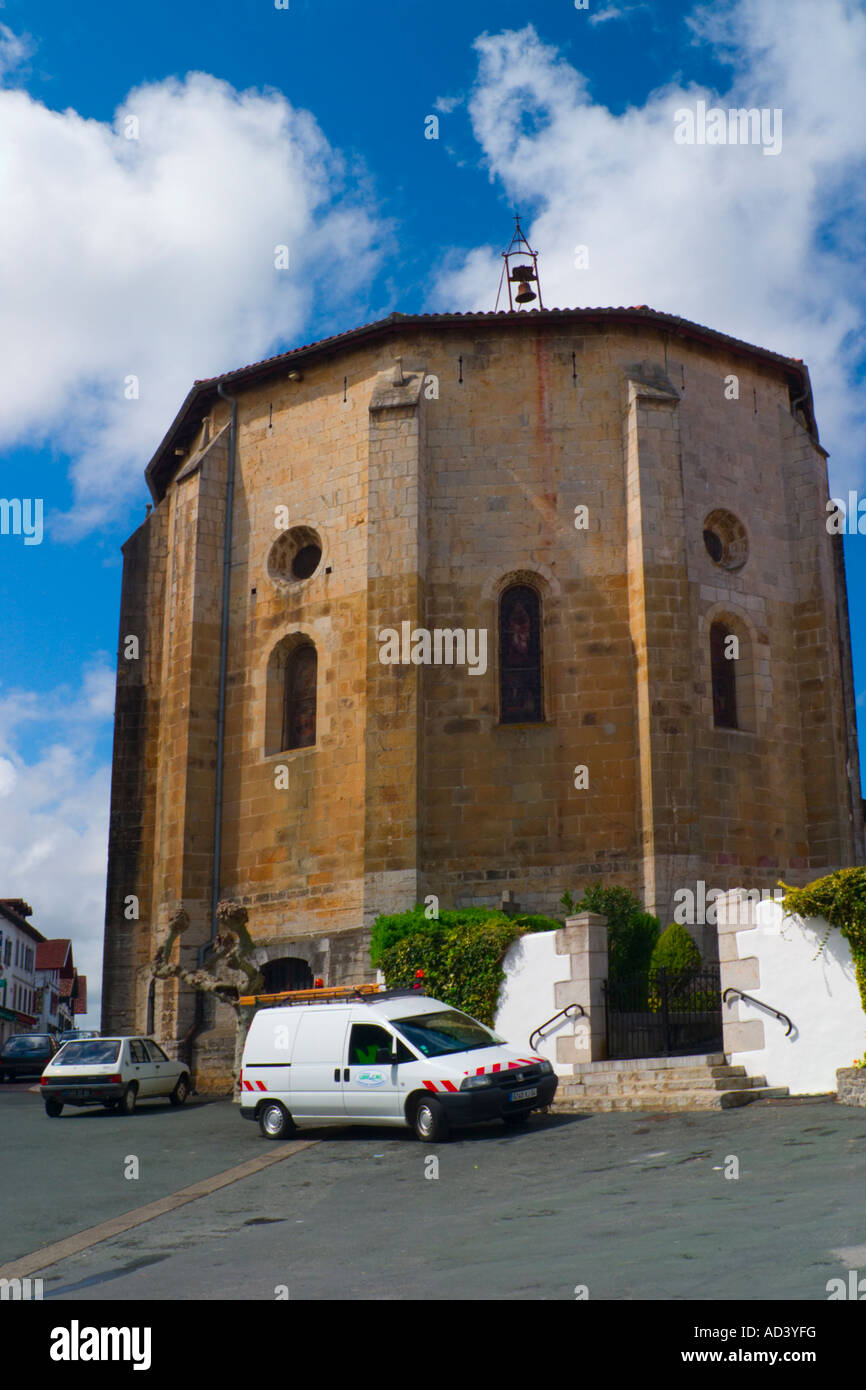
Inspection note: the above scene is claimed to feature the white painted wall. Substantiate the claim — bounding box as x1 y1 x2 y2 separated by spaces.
495 931 581 1073
729 899 865 1094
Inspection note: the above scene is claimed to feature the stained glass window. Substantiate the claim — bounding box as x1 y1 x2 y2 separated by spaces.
710 621 738 729
282 643 317 749
500 584 543 723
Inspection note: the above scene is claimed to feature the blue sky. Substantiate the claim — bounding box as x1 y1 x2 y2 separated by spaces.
0 0 864 1024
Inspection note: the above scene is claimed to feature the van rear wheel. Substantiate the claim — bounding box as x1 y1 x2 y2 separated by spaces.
412 1095 449 1143
259 1101 294 1140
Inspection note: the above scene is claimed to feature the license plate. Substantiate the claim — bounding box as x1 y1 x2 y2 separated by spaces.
510 1087 537 1103
69 1089 92 1099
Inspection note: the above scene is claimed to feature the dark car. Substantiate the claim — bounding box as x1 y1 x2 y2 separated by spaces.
0 1033 59 1082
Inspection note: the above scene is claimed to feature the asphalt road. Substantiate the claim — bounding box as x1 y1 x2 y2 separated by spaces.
2 1082 864 1300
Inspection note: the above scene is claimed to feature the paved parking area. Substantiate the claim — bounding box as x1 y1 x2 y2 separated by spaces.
2 1083 864 1300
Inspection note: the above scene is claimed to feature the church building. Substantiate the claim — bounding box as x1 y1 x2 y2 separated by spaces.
100 261 864 1086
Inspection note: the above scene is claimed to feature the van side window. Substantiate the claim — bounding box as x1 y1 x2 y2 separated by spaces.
348 1024 399 1066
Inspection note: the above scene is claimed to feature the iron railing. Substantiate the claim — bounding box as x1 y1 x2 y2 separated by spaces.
722 987 794 1036
529 1002 586 1052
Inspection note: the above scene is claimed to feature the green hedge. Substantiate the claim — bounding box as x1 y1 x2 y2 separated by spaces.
371 905 562 1026
560 884 660 981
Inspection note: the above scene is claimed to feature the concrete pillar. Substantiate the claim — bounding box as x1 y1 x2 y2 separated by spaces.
716 889 764 1054
554 911 608 1064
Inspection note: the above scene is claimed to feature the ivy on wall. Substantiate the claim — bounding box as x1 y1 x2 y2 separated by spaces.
779 867 866 1015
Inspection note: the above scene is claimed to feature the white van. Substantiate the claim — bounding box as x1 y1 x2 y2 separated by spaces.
239 992 558 1141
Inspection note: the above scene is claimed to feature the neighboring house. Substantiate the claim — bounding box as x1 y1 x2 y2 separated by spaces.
0 899 44 1046
34 939 79 1037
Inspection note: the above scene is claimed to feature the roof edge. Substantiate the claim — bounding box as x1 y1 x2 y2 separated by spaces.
144 306 818 503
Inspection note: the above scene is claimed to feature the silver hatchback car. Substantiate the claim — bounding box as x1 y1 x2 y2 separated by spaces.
40 1036 190 1116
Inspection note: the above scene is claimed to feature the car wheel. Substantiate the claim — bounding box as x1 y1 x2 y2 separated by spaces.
502 1112 530 1127
119 1084 137 1115
412 1095 449 1143
44 1098 64 1117
258 1101 294 1140
169 1074 190 1106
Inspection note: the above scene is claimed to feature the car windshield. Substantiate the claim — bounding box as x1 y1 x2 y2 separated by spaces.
392 1010 503 1057
3 1036 50 1054
53 1041 121 1066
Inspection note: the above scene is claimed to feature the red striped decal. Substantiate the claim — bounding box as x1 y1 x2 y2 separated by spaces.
492 1063 501 1073
422 1080 438 1092
476 1067 486 1076
256 1080 267 1091
517 1058 535 1065
507 1062 522 1069
441 1080 458 1093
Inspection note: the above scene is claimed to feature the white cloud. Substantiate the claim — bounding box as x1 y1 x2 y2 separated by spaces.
0 21 31 80
588 3 651 25
434 94 463 114
0 61 388 533
0 667 113 1025
433 2 866 493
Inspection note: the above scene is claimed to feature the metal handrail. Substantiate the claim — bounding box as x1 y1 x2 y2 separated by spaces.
722 987 794 1037
530 1002 586 1051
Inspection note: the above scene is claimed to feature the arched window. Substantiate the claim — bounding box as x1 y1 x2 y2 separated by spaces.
710 621 738 729
282 643 317 750
499 584 543 723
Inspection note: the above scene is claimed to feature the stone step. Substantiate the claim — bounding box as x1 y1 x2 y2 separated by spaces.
569 1066 750 1088
557 1075 769 1097
566 1053 726 1073
551 1084 789 1114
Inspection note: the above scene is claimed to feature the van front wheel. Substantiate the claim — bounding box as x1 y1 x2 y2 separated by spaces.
412 1095 449 1143
259 1101 294 1140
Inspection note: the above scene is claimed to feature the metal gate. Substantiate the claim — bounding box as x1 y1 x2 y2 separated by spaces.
603 966 723 1060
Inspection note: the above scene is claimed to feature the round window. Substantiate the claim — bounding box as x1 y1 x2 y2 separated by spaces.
702 510 748 571
267 527 323 586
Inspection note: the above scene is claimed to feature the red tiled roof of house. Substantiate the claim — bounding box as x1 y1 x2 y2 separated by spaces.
36 939 72 971
0 899 46 943
73 976 87 1014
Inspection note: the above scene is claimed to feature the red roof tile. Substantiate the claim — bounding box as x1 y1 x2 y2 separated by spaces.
73 976 88 1014
35 939 72 971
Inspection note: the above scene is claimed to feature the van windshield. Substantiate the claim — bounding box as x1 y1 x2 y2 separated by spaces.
392 1010 502 1057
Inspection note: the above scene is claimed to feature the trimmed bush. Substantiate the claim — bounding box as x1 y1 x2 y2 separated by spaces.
648 923 702 1012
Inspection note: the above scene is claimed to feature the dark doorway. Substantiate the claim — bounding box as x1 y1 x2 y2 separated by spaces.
262 957 314 994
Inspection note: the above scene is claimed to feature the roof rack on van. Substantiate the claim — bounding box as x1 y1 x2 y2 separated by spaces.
238 983 382 1008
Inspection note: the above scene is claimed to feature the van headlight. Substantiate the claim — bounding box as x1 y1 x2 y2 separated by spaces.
537 1060 553 1075
460 1074 496 1091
